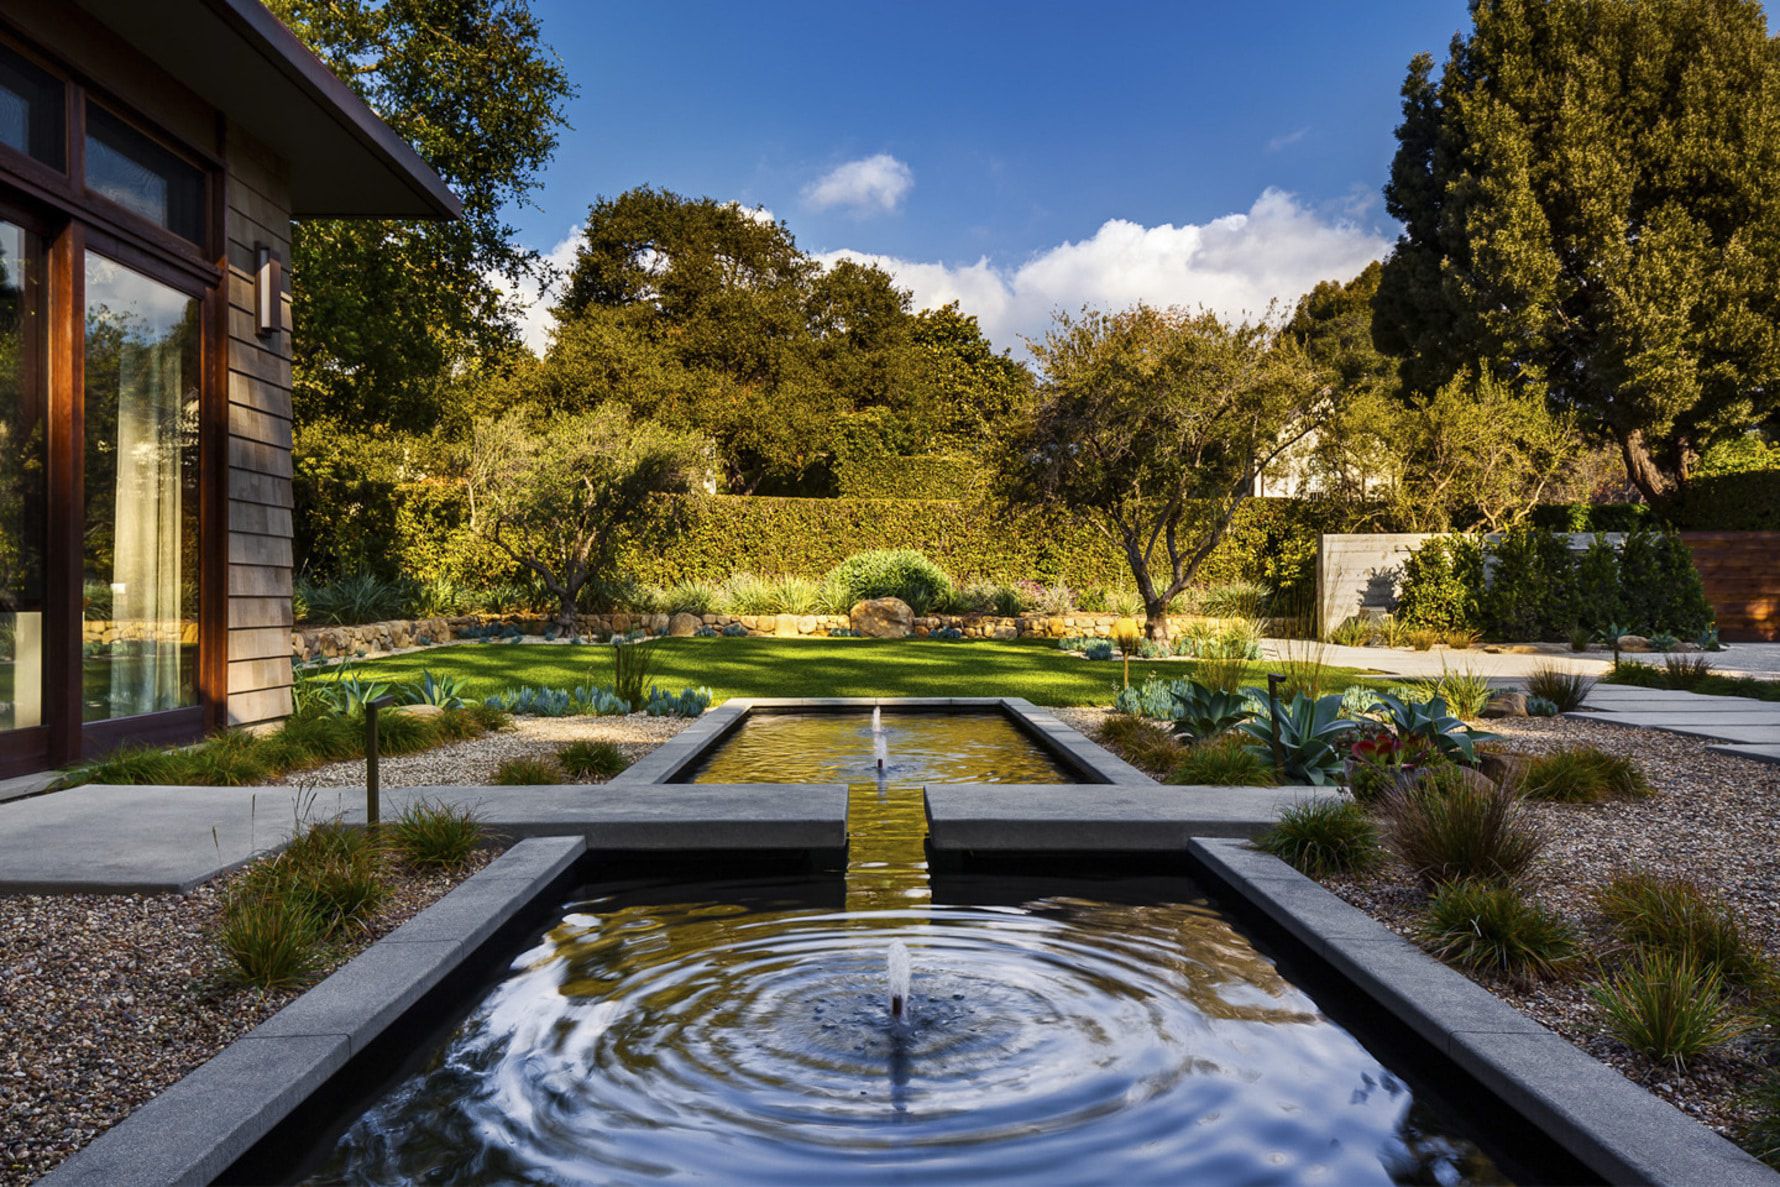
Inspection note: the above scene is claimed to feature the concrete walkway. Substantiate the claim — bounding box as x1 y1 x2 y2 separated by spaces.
0 782 848 894
1570 682 1780 766
1297 640 1780 684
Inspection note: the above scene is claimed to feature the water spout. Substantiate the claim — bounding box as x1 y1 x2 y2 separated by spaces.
874 731 888 770
887 940 911 1020
872 706 882 734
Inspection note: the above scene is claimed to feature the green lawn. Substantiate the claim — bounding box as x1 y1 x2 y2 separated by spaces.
320 637 1375 708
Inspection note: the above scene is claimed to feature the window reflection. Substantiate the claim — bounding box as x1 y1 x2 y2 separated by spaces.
82 254 200 721
85 106 203 244
0 44 64 170
0 219 46 731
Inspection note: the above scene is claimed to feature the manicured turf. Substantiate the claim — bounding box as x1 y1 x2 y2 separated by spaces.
319 637 1374 708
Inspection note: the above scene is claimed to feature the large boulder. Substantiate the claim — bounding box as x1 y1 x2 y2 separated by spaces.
850 597 914 639
1481 691 1528 719
668 611 702 637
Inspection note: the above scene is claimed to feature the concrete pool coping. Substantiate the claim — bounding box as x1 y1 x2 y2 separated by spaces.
40 836 588 1187
614 696 1154 786
925 784 1337 847
1187 837 1780 1187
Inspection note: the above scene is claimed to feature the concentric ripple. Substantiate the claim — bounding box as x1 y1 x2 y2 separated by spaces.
315 883 1507 1186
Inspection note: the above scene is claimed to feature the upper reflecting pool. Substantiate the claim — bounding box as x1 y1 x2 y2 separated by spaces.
678 711 1073 785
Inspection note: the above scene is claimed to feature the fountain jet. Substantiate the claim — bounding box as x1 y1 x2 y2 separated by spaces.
887 939 911 1020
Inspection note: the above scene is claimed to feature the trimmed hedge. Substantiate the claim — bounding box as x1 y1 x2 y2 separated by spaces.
834 454 984 499
1531 471 1780 533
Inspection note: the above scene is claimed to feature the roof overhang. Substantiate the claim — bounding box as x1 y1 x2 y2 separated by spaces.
71 0 461 220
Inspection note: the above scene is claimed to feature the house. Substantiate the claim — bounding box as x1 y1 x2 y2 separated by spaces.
0 0 459 776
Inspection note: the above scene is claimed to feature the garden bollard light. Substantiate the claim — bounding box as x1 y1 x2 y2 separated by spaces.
1266 672 1287 777
365 694 396 830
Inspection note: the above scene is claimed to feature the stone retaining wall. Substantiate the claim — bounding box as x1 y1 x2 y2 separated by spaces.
291 609 1192 662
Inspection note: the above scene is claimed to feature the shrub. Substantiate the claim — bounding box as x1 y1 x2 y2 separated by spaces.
1482 525 1578 641
1526 665 1594 712
297 571 409 625
217 883 320 991
1171 735 1277 786
388 799 486 870
1382 768 1545 887
611 641 657 706
825 549 952 614
492 756 561 785
1416 880 1578 983
559 740 630 779
1256 799 1380 877
1591 950 1744 1069
1199 580 1270 618
1617 528 1714 640
1396 534 1484 632
1519 747 1651 803
1595 873 1765 987
1097 714 1188 777
1574 534 1623 636
660 579 722 615
374 709 445 756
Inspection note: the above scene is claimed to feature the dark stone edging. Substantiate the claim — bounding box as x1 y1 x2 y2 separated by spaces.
613 696 1151 787
39 836 587 1187
925 784 1336 849
1187 837 1780 1187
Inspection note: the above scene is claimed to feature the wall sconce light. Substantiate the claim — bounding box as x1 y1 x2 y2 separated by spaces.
255 244 282 338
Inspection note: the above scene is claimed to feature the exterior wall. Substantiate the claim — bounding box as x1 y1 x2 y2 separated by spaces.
222 126 295 726
1316 533 1439 635
1680 532 1780 642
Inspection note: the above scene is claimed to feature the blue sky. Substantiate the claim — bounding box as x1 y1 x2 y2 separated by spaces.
507 1 1483 351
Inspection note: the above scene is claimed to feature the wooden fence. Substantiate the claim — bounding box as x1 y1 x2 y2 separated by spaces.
1681 532 1780 642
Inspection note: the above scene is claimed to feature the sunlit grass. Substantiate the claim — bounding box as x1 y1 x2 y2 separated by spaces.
320 638 1375 709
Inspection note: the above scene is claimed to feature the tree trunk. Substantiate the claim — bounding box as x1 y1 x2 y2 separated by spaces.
1615 425 1672 505
1144 603 1170 642
557 589 579 633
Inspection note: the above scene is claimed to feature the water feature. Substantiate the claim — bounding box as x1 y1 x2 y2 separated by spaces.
306 712 1514 1185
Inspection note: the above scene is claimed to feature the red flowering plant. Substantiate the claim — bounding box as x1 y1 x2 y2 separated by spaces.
1342 726 1442 803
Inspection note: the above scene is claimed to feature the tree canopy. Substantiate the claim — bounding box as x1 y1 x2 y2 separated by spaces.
1373 0 1780 500
997 306 1327 638
269 0 574 434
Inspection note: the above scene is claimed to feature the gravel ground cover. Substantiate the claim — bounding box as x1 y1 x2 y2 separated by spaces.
278 713 693 788
1321 715 1780 1145
0 850 496 1185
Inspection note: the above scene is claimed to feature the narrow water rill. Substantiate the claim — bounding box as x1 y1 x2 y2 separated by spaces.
310 712 1512 1185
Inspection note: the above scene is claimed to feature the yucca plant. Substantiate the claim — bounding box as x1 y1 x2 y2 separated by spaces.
1256 799 1380 876
1417 880 1579 983
1382 767 1545 887
1526 664 1595 712
1237 692 1356 785
1167 681 1254 742
1592 950 1745 1069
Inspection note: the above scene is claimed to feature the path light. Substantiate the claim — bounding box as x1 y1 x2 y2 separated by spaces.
365 694 396 830
1265 673 1287 777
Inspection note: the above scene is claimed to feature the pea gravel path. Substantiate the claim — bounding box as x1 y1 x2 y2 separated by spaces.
0 851 495 1186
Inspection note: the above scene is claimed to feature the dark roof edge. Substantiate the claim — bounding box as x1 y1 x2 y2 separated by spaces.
202 0 463 220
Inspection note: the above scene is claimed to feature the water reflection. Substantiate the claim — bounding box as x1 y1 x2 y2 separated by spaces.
682 711 1072 785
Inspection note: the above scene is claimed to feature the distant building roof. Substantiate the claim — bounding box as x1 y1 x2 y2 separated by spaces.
73 0 461 220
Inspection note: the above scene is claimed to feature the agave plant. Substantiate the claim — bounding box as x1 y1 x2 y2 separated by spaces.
401 669 466 709
1369 692 1493 766
323 669 392 715
1238 692 1357 785
1168 681 1254 742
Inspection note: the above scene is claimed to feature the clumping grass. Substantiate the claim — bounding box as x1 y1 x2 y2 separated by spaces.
1591 950 1746 1069
250 822 388 939
217 884 321 991
1745 1073 1780 1169
1405 627 1442 651
1256 799 1380 877
1433 666 1493 719
388 799 486 870
559 739 630 779
1278 638 1332 700
1382 766 1546 887
1607 659 1780 703
182 729 275 785
1442 628 1480 650
1525 664 1595 712
1097 714 1189 777
1661 653 1715 691
1520 746 1652 803
1594 873 1766 987
1171 735 1277 786
1416 880 1579 983
1327 616 1374 647
492 756 562 785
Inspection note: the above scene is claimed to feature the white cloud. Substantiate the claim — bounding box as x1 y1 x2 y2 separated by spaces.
815 188 1389 353
1266 126 1310 153
494 223 583 355
803 153 914 216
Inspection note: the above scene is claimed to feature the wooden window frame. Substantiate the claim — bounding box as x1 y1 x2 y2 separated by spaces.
0 25 230 775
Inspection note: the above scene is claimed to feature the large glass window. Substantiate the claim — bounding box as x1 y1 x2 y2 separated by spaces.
82 254 200 721
85 106 204 244
0 45 63 170
0 219 46 732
